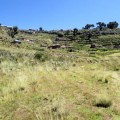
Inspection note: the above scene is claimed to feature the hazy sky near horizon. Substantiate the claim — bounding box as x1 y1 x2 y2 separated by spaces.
0 0 120 30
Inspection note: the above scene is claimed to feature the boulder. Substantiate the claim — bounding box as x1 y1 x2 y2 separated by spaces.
48 44 61 49
90 44 96 48
11 40 21 44
114 44 120 49
55 37 70 41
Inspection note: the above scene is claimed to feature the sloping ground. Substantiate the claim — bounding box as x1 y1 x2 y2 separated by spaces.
1 26 120 119
0 27 12 41
15 32 55 46
1 48 120 120
0 46 36 54
0 26 57 51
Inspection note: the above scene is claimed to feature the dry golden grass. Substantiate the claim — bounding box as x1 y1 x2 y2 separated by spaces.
1 49 120 120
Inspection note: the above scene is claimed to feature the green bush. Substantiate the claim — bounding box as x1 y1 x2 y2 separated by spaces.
34 51 50 62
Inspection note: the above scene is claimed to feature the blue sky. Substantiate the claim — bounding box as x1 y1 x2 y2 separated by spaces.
0 0 120 30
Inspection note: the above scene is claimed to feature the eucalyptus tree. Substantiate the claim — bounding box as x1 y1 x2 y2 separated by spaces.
73 28 78 37
84 24 94 29
96 22 106 30
107 21 119 29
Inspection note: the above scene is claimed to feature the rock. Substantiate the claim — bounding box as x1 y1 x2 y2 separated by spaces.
48 44 61 49
114 44 120 49
11 40 21 44
90 44 96 48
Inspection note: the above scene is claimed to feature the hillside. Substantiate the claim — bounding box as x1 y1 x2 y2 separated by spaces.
1 25 120 120
1 25 120 51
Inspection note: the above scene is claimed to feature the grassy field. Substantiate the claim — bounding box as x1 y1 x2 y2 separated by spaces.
1 43 120 120
1 26 120 120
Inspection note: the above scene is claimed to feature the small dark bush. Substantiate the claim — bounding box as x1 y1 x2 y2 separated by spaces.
94 98 112 108
34 51 49 62
67 48 75 52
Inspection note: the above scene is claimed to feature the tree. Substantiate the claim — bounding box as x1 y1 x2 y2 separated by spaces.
96 22 106 30
8 26 19 38
13 26 18 35
73 28 78 37
107 21 119 29
39 27 43 32
84 24 94 29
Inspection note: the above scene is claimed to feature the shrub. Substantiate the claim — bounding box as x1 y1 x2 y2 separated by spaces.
67 48 75 52
34 51 50 62
57 32 64 37
8 26 19 38
94 97 112 108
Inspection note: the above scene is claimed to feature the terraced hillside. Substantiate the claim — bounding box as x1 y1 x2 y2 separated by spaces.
1 26 120 120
